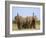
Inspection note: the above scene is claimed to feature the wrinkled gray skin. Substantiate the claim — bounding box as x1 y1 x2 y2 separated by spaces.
15 16 36 30
15 16 27 29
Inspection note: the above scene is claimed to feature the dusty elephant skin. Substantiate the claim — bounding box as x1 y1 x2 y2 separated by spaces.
15 15 36 30
30 17 36 29
15 16 26 29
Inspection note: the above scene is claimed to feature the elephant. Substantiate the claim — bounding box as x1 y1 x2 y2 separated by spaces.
15 16 36 30
25 16 36 29
15 16 27 30
30 16 36 29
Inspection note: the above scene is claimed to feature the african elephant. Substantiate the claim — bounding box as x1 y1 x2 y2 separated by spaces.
15 16 27 29
25 16 36 29
15 16 36 30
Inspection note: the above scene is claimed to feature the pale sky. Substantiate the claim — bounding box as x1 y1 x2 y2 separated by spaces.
12 7 40 20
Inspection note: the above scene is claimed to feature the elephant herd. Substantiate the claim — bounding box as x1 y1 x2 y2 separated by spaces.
15 16 36 30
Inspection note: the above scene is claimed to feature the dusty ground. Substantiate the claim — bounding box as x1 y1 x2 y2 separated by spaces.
12 23 40 31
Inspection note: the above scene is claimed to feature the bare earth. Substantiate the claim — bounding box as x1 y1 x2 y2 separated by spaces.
12 23 40 31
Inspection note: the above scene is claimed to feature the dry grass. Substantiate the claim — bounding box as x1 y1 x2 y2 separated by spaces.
12 22 40 31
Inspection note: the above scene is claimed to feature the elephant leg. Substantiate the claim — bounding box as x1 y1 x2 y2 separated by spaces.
17 24 21 30
30 24 32 29
22 23 26 29
32 24 35 29
19 23 23 29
